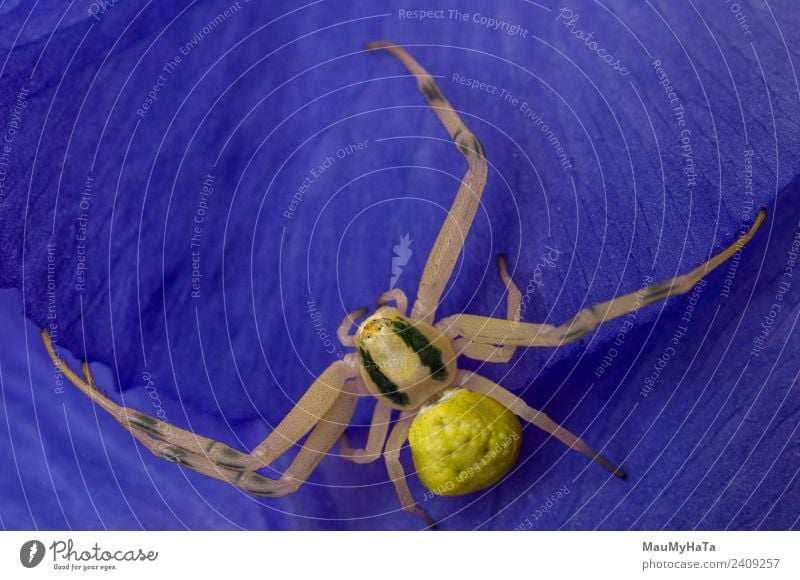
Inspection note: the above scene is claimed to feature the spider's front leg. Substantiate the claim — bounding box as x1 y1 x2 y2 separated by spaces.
376 288 409 315
368 41 488 325
337 307 368 347
440 210 766 351
43 330 358 497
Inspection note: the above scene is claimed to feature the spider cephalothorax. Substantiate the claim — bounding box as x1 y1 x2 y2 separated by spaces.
42 40 765 528
354 307 457 410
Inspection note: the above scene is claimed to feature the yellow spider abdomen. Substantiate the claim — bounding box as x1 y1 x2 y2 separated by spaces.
408 388 522 496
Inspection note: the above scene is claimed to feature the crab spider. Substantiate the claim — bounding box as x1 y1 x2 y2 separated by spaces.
42 40 765 529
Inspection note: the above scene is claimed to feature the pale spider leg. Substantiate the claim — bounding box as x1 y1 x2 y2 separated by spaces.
80 360 166 454
447 255 522 363
236 355 359 467
459 371 625 478
376 288 409 315
80 360 97 387
45 330 359 496
140 388 355 497
439 210 766 348
43 329 354 475
337 307 368 347
339 400 393 464
277 382 358 494
498 254 523 321
367 41 489 325
383 411 436 528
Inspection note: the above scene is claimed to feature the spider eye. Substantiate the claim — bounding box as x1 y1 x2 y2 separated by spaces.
408 389 522 496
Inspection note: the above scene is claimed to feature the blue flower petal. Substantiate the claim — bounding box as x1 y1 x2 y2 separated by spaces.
1 1 798 529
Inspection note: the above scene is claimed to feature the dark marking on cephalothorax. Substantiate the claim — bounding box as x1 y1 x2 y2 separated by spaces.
421 79 445 103
359 347 410 406
390 319 448 382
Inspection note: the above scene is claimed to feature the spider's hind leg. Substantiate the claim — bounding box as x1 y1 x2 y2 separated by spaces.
459 371 625 478
44 330 260 471
42 329 358 496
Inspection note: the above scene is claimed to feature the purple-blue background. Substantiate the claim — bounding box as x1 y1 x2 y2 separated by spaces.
0 0 798 530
